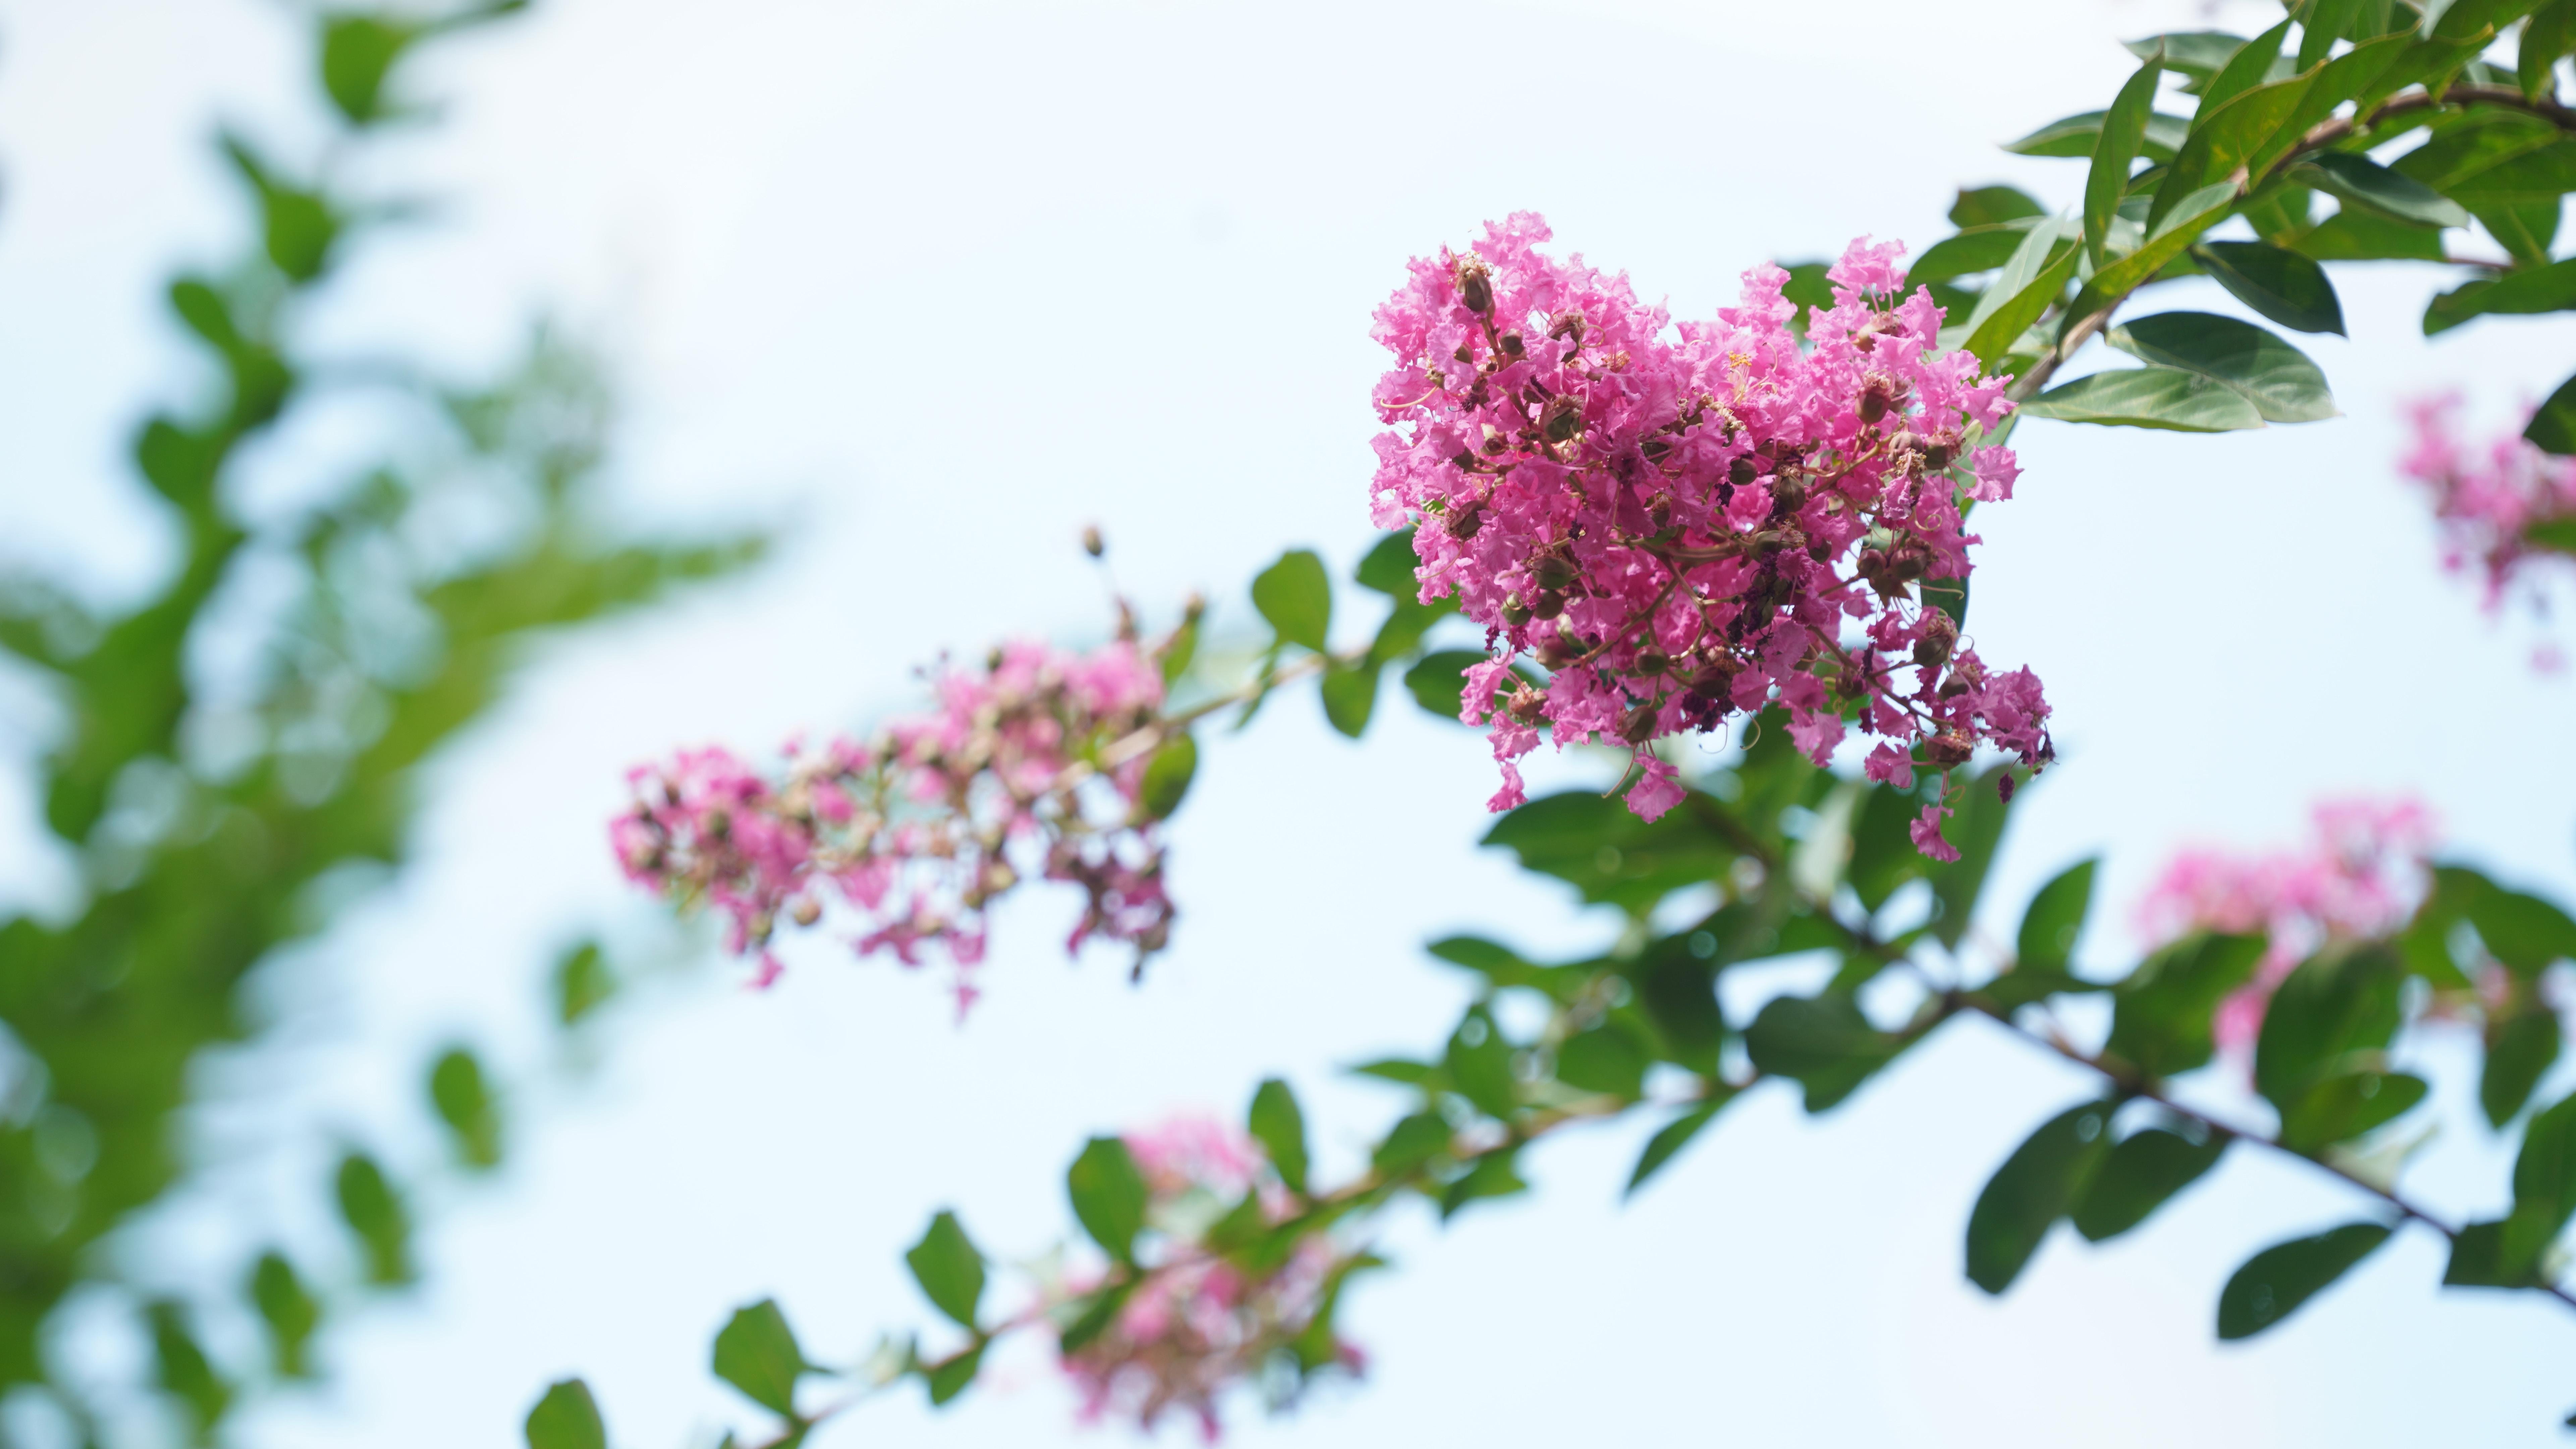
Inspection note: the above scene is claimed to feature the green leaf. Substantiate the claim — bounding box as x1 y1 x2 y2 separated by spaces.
1963 220 2082 370
712 1299 815 1418
2294 150 2471 227
1778 260 1834 336
2302 0 2368 67
1351 1057 1443 1088
1627 1099 1725 1197
2280 1070 2430 1151
2530 515 2576 550
1438 1147 1531 1220
924 1343 984 1406
1320 659 1380 738
2151 75 2312 230
1745 992 1899 1113
1445 1006 1520 1118
1134 733 1197 820
1928 765 2017 950
2467 883 2576 973
1373 1109 1452 1176
2071 1125 2228 1241
2253 946 2405 1113
525 1379 608 1449
2123 31 2258 89
2089 53 2167 266
320 15 421 125
1248 1078 1310 1193
335 1151 413 1285
1251 548 1331 653
1965 1101 2114 1294
1057 1281 1133 1354
2066 181 2240 321
1068 1137 1149 1263
249 1251 321 1379
906 1211 987 1327
2216 1222 2393 1339
149 1299 232 1443
2007 109 2191 162
2103 311 2338 421
2293 206 2449 262
1355 528 1421 597
2502 1091 2576 1270
1949 185 2047 226
2422 257 2576 334
2188 241 2348 336
223 135 339 282
2018 367 2268 432
428 1045 502 1169
2108 933 2267 1079
1553 1020 1649 1101
554 940 616 1028
1161 611 1199 683
2527 369 2576 454
1482 786 1740 915
2016 858 2099 975
1403 648 1489 721
2523 0 2576 96
2195 16 2295 117
1908 223 2041 284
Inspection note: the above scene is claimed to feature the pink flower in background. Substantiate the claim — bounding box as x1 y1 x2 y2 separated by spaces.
612 637 1180 1004
2136 797 2438 1051
1369 214 2049 858
1056 1116 1362 1440
2398 394 2576 661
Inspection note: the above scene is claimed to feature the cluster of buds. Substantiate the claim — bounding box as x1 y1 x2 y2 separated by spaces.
611 629 1185 1006
1368 213 2050 856
2137 797 2438 1051
2397 393 2576 668
1055 1118 1363 1440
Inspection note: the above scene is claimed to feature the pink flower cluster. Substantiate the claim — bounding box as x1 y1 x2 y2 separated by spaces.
2137 797 2438 1051
1058 1117 1360 1440
612 638 1177 1004
1368 214 2051 856
2398 393 2576 667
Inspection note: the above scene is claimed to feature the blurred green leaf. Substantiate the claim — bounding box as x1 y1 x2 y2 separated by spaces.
2528 370 2576 454
712 1299 816 1418
1068 1138 1149 1263
2123 31 2254 88
2483 1003 2563 1127
1438 1147 1530 1220
1252 549 1332 653
1373 1110 1451 1176
1483 787 1741 915
2466 881 2576 973
1248 1078 1310 1194
1554 1020 1649 1101
428 1045 502 1169
1778 261 1834 336
2293 206 2449 262
1745 992 1898 1113
2015 857 2098 975
1927 767 2016 950
149 1299 232 1444
319 15 421 125
2524 0 2576 94
2424 257 2576 334
1966 1101 2113 1293
1444 1006 1519 1119
1626 1099 1725 1197
249 1251 321 1379
2529 516 2576 550
1320 658 1380 738
2108 933 2266 1079
1949 185 2047 226
2070 1125 2227 1241
524 1379 607 1449
335 1152 413 1285
905 1211 986 1328
1355 529 1420 597
1134 733 1198 821
925 1343 984 1406
554 941 616 1028
2188 243 2348 337
2254 946 2405 1114
2218 1222 2392 1338
2302 0 2367 66
2280 1070 2429 1151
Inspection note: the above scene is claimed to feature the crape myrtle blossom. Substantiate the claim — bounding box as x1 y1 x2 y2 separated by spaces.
2137 797 2438 1052
2399 394 2576 635
1368 213 2051 859
611 628 1183 1006
1053 1117 1362 1441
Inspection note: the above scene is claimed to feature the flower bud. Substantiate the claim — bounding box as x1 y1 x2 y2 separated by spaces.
1913 612 1957 668
1684 655 1738 694
1498 330 1526 357
1997 771 2017 803
1532 554 1578 591
1540 395 1585 444
1924 729 1974 768
1634 650 1672 676
1447 500 1486 539
1457 260 1494 314
1506 683 1548 726
1728 454 1759 488
790 896 823 927
1532 587 1567 620
1887 540 1931 583
1547 310 1586 343
1502 591 1534 628
1647 493 1675 531
1769 473 1809 516
1619 701 1659 745
1537 627 1582 670
1081 525 1105 558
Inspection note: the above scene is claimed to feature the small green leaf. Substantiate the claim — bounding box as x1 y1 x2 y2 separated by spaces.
1778 260 1834 336
2088 52 2166 266
2530 516 2576 551
2423 257 2576 335
1403 649 1495 721
2103 311 2338 420
335 1151 413 1285
924 1343 984 1406
2189 242 2348 337
149 1299 232 1443
1949 185 2048 226
1373 1109 1451 1176
1068 1137 1149 1263
2523 0 2576 96
1908 223 2040 284
1355 528 1421 597
2527 369 2576 454
1161 612 1199 683
1444 1006 1519 1118
1626 1099 1724 1197
2194 16 2294 116
1134 733 1197 820
2016 857 2099 975
249 1251 321 1379
1320 659 1380 738
712 1299 815 1418
2294 151 2472 227
2006 110 2190 162
2254 946 2405 1114
2108 933 2266 1079
1251 548 1332 653
1438 1147 1531 1220
1745 992 1898 1113
905 1211 987 1328
2279 1070 2430 1151
554 940 616 1028
428 1045 502 1169
1248 1078 1310 1193
1963 220 2083 370
2216 1222 2392 1339
2466 884 2576 973
2071 1126 2228 1241
2018 367 2268 432
2123 31 2257 88
1965 1102 2114 1294
2065 182 2240 321
525 1379 608 1449
320 15 421 125
1553 1019 1649 1101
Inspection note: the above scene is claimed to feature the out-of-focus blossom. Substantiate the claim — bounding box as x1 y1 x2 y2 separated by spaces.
612 637 1179 1004
1369 214 2050 854
2398 394 2576 664
2137 797 2438 1051
1056 1116 1362 1440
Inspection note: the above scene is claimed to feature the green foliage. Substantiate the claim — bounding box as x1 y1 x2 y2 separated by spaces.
712 1299 819 1418
335 1151 414 1286
2295 150 2471 226
2217 1223 2392 1338
2101 312 2339 420
2088 52 2167 265
1248 1078 1310 1193
2423 256 2576 332
1251 548 1332 653
1135 734 1199 820
1626 1101 1725 1197
2015 857 2098 975
1068 1137 1150 1263
1962 219 2082 369
249 1251 322 1379
149 1299 234 1443
2107 933 2266 1079
1966 1102 2113 1294
2482 1002 2564 1126
2528 370 2576 454
525 1378 608 1449
2070 1124 2228 1242
1745 993 1901 1113
2188 243 2348 336
554 940 617 1028
2253 946 2404 1116
905 1212 987 1328
1444 1007 1519 1118
429 1045 503 1169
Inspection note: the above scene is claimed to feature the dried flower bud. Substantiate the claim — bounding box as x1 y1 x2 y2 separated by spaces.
1547 309 1586 343
1887 540 1932 583
790 896 823 927
1769 473 1809 516
1447 500 1486 539
1457 259 1494 314
1506 683 1548 726
1081 525 1105 558
1996 771 2017 803
1532 587 1567 620
1925 729 1975 768
1914 612 1957 668
1728 454 1759 488
1498 330 1526 357
1634 650 1672 676
1619 702 1659 745
1537 627 1582 670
